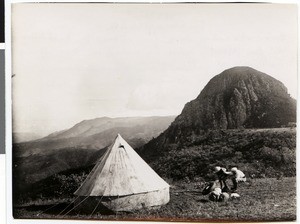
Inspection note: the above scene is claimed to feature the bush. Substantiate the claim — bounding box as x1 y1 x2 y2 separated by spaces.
258 146 281 164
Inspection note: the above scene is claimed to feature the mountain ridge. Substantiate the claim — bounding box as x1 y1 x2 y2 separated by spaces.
13 115 176 186
40 116 176 141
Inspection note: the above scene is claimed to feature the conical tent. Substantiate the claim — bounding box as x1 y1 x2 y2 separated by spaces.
74 134 170 212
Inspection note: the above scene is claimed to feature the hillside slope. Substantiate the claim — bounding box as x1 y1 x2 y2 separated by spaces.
138 67 296 179
42 116 175 140
13 116 175 187
143 128 296 181
14 116 175 157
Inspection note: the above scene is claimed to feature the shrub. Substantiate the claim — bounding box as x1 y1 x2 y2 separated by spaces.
258 146 281 164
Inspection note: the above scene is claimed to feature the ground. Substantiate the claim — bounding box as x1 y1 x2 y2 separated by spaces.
14 177 296 221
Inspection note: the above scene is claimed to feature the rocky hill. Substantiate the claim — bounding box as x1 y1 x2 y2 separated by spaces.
138 67 296 179
175 66 295 130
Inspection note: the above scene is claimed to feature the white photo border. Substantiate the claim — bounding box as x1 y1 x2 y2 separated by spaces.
5 1 299 224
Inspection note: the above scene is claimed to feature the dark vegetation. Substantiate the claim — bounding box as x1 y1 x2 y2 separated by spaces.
13 147 106 195
14 165 94 205
140 128 296 181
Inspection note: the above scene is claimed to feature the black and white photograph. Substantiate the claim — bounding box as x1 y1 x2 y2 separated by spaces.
11 2 297 222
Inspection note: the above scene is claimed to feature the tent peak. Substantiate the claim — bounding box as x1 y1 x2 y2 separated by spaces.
74 134 169 198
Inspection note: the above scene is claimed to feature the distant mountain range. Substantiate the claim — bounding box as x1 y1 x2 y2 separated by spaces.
43 116 176 140
13 116 175 188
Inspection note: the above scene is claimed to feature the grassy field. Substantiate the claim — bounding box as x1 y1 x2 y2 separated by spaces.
14 177 296 222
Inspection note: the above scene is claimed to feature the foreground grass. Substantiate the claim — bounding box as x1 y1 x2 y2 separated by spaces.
14 177 296 221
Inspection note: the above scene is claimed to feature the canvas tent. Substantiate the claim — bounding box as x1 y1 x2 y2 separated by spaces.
74 134 170 212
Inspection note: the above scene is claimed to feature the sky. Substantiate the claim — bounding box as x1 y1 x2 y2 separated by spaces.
12 3 298 136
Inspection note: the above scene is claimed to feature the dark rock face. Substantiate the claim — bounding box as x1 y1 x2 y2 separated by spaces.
173 66 296 132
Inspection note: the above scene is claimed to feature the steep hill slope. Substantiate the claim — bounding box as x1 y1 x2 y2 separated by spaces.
138 67 296 179
174 66 295 131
